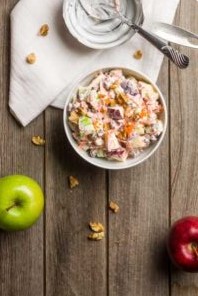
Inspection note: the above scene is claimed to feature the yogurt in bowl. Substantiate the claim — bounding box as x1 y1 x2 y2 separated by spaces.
63 67 167 170
63 0 144 49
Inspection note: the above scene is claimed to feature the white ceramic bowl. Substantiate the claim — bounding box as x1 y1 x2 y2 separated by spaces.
63 67 167 170
63 0 144 49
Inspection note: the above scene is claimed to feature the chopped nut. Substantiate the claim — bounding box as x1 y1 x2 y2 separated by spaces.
69 176 79 189
110 84 118 90
32 136 45 146
109 201 119 213
26 53 36 64
39 24 49 37
68 111 79 124
88 232 105 241
133 50 143 60
89 222 104 233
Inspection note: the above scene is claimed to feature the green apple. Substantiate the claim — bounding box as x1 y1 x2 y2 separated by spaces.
0 175 44 231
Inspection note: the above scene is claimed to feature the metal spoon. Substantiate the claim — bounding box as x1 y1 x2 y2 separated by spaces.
79 0 189 69
149 22 198 49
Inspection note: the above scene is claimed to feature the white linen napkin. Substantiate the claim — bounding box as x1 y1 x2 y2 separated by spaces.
9 0 180 126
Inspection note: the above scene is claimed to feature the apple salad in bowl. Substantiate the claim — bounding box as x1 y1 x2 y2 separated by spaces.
64 68 167 170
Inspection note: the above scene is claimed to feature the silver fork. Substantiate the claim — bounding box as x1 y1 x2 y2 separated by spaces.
80 0 189 69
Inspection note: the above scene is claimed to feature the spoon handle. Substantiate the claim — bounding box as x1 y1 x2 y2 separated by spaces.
129 23 189 69
160 45 189 69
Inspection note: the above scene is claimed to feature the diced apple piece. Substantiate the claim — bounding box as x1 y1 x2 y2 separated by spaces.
78 87 91 101
108 148 128 162
78 116 95 135
87 90 100 110
129 136 148 149
121 78 139 97
90 149 106 158
105 131 120 152
134 123 145 135
89 73 105 89
138 81 159 101
151 120 163 136
108 106 124 120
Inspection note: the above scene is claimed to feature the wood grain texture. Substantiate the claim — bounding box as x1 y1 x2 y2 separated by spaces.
45 109 107 296
0 0 197 295
108 60 170 296
170 0 198 295
0 1 44 296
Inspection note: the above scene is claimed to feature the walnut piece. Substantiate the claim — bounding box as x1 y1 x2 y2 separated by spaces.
88 232 105 241
109 201 119 213
68 111 79 125
69 176 79 189
26 53 36 64
89 222 104 233
32 136 45 146
39 24 49 37
133 50 143 60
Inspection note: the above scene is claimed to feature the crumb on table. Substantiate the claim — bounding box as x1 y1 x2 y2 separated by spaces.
69 176 79 189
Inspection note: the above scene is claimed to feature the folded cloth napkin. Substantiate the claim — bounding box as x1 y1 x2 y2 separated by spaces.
9 0 180 126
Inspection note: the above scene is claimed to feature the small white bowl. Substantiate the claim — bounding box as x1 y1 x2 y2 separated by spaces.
63 0 144 49
63 67 167 170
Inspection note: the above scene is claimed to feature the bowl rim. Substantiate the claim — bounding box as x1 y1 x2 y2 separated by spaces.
63 66 168 170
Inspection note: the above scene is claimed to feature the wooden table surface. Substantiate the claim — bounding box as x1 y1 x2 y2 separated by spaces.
0 0 198 295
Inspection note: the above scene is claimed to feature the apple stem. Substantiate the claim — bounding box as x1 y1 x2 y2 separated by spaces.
192 243 198 258
6 203 17 212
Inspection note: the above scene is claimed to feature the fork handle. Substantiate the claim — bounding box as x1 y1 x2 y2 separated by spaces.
129 23 189 69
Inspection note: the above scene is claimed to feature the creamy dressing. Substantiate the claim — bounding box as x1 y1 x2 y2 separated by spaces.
80 0 121 19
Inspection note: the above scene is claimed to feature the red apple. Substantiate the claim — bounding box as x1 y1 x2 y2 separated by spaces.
167 216 198 272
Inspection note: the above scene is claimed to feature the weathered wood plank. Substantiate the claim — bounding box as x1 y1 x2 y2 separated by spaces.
170 0 198 295
0 0 197 295
45 109 107 296
108 61 169 296
0 1 44 296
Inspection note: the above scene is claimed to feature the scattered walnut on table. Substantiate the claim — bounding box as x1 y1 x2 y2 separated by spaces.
39 24 49 37
133 50 143 60
109 201 120 213
89 222 104 233
69 176 79 189
88 232 105 241
32 136 45 146
26 53 37 64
